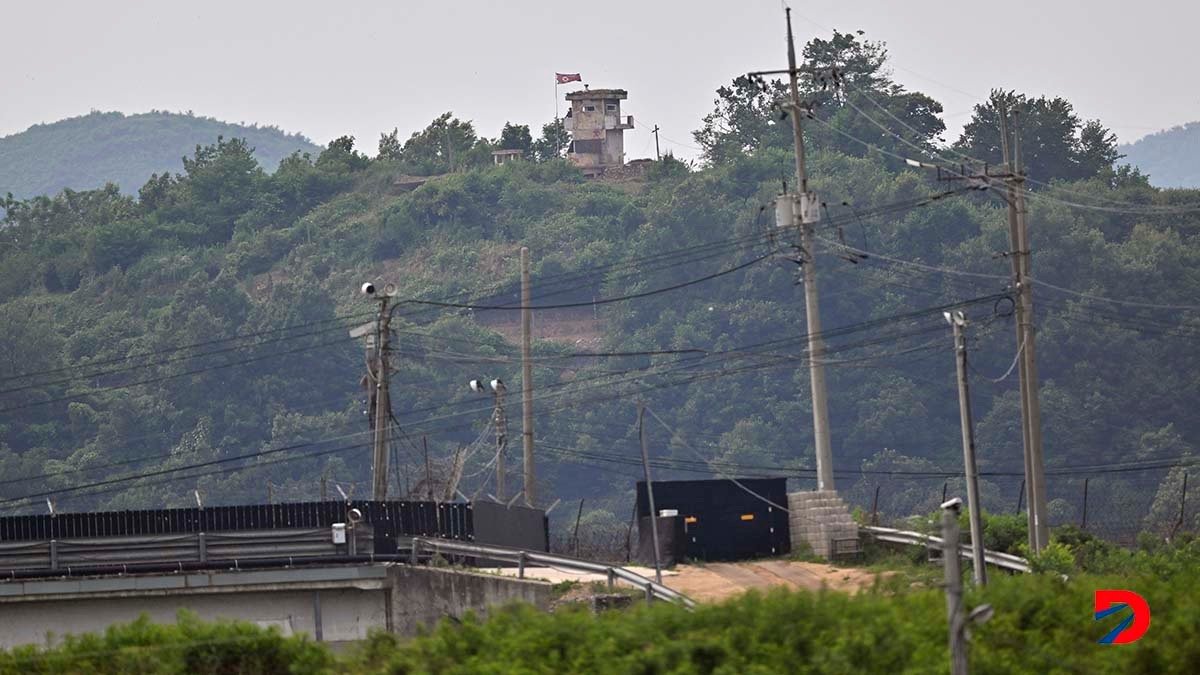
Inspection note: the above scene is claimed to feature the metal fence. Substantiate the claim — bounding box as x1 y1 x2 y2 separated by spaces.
842 467 1196 547
402 536 695 608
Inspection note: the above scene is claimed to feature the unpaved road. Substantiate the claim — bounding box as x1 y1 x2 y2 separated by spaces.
489 561 886 603
665 560 888 602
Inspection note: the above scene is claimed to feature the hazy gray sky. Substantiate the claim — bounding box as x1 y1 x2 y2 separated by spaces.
4 0 1196 161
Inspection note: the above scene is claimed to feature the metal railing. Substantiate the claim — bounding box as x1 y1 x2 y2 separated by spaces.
403 537 696 609
861 525 1031 574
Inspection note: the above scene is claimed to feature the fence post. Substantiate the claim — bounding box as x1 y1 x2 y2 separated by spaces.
1015 479 1025 514
942 481 948 504
871 485 881 526
1081 478 1089 530
410 537 420 565
572 499 584 557
644 582 654 605
198 532 207 563
606 568 616 590
1171 472 1189 538
49 539 58 571
626 501 637 563
517 551 526 579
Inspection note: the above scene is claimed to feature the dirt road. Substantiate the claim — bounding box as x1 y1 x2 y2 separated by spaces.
664 560 887 602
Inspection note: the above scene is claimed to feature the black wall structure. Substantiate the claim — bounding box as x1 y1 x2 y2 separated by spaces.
635 478 791 561
0 500 548 574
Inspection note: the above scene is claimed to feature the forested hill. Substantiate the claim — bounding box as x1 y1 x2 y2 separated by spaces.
0 111 321 199
1119 122 1200 188
2 33 1199 542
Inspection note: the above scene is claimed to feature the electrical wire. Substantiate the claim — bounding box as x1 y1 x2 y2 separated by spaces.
405 249 779 311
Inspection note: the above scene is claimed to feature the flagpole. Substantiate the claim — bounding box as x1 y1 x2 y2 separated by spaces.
554 79 560 157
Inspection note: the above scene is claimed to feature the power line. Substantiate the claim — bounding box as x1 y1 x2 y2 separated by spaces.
0 318 367 397
0 311 374 385
0 334 355 414
405 249 779 311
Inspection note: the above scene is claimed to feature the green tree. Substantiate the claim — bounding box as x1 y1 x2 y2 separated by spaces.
695 31 944 166
532 119 570 162
498 122 533 157
955 90 1121 182
377 128 402 160
399 112 483 174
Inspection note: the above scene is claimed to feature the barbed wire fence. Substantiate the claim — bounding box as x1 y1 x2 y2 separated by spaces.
841 467 1196 548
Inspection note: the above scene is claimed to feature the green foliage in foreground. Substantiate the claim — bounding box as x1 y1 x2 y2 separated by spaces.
0 612 331 675
5 543 1199 674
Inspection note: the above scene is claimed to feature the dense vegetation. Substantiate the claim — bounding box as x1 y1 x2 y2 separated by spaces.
1120 121 1200 188
0 110 321 200
1 31 1199 546
3 536 1199 673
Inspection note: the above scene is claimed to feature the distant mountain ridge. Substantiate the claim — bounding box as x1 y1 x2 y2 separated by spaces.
1119 122 1200 189
0 110 322 199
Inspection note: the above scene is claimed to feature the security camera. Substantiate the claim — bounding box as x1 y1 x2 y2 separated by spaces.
489 378 504 392
347 507 363 524
361 282 376 296
941 496 963 511
469 379 486 393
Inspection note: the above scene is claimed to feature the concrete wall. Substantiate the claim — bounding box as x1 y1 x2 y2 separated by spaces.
0 587 384 648
388 566 553 634
0 564 552 650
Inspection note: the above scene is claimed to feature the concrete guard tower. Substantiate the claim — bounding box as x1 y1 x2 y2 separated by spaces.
563 87 634 176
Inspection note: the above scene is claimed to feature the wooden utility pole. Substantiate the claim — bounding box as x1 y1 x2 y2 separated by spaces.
783 8 834 491
651 125 661 161
999 103 1049 552
492 381 508 502
638 404 663 584
371 297 393 501
947 310 987 587
520 247 536 507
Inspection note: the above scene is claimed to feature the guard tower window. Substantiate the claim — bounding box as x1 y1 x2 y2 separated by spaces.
605 103 618 112
573 139 602 154
582 105 596 112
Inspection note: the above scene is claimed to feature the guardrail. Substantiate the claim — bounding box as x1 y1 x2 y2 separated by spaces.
403 537 696 609
861 525 1031 574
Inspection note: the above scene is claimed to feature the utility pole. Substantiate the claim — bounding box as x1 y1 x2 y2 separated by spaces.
947 310 987 587
371 296 393 501
520 247 536 507
651 125 661 161
784 8 834 491
999 103 1049 552
638 404 663 584
934 101 1050 553
492 380 508 502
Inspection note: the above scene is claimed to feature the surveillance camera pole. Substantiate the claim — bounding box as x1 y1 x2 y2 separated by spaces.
947 311 987 587
942 500 968 675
